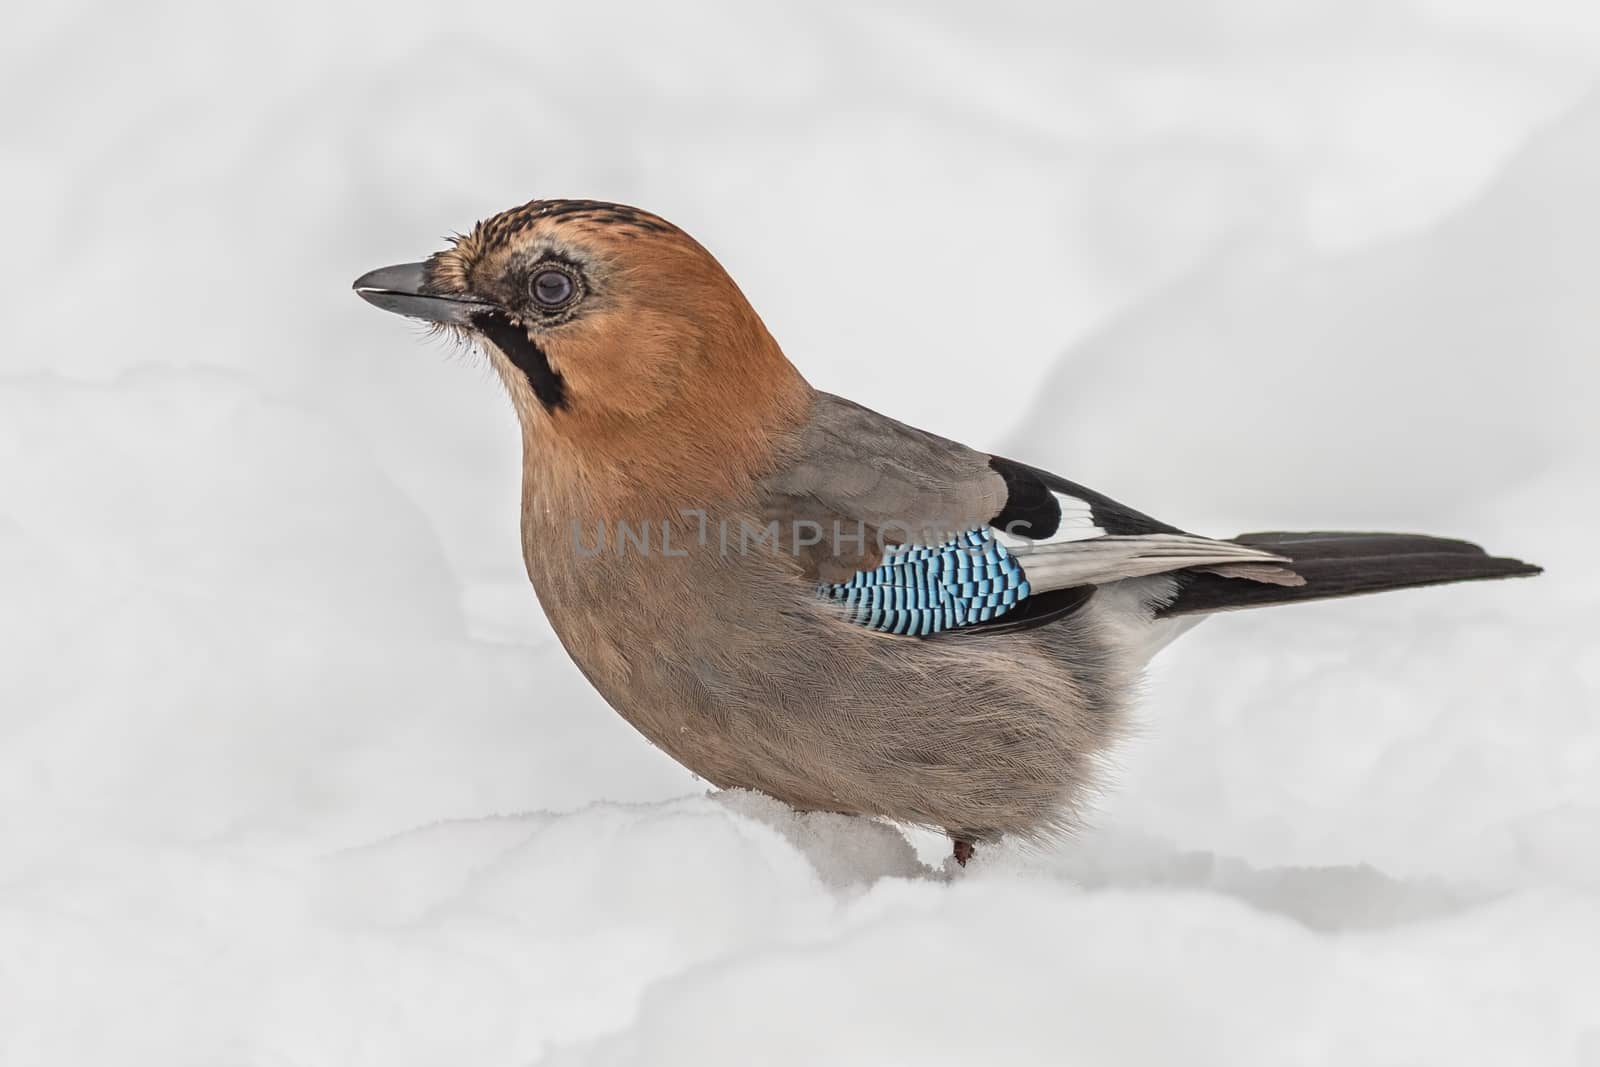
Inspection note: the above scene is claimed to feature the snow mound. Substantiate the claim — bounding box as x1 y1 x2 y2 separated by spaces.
1017 91 1600 543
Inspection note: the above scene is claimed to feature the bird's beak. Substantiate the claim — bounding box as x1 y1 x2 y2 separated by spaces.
352 262 495 326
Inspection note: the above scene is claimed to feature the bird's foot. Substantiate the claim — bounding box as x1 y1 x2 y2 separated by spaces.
952 838 975 867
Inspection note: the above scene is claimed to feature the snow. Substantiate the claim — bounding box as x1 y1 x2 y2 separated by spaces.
3 2 1599 1064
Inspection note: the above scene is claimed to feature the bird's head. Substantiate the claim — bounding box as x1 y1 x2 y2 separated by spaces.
354 199 811 494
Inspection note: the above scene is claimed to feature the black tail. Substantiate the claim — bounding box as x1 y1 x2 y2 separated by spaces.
1158 531 1541 618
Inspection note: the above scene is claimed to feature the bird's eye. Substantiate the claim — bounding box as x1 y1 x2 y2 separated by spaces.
531 268 576 309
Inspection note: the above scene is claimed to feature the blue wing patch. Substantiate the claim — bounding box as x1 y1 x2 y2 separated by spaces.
819 529 1031 636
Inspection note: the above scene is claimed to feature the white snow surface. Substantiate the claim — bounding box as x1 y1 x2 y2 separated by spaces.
4 2 1599 1064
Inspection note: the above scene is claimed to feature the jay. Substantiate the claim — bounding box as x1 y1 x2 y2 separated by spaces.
355 199 1539 865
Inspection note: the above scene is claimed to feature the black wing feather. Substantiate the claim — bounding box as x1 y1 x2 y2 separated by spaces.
987 455 1184 538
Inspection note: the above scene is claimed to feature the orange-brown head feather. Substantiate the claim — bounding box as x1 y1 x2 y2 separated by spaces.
423 199 812 511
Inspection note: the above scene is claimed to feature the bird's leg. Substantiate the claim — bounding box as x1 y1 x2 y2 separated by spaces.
952 838 975 867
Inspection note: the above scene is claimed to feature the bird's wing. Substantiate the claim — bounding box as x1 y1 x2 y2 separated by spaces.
763 393 1295 636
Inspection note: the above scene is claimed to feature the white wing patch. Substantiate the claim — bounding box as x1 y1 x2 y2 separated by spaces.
989 485 1297 595
983 471 1301 594
993 490 1105 548
1004 534 1293 592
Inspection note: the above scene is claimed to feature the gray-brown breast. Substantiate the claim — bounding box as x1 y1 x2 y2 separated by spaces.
519 393 1136 839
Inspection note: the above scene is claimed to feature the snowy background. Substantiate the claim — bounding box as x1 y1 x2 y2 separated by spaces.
3 1 1599 1063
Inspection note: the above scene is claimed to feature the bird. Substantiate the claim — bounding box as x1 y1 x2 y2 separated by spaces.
354 198 1540 867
